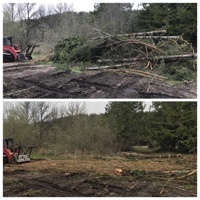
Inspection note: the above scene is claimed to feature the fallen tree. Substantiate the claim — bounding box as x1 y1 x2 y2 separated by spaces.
53 29 197 82
53 29 196 64
96 53 197 64
92 29 167 39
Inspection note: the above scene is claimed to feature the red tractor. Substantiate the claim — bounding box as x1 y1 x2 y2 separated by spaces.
3 36 38 62
3 138 34 164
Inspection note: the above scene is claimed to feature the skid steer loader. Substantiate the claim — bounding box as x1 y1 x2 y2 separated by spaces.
3 36 39 62
3 138 35 164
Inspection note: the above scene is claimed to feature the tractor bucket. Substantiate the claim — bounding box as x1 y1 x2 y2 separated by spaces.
11 146 35 164
12 154 31 164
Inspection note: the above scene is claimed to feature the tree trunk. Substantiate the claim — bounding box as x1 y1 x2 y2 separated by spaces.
96 53 197 64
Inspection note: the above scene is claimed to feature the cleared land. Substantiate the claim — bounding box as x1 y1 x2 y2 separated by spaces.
3 153 197 197
3 62 197 99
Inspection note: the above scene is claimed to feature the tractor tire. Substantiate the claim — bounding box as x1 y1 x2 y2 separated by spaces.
3 156 8 165
3 54 14 62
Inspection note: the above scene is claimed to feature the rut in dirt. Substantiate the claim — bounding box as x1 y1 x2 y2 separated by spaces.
3 170 196 197
3 63 197 99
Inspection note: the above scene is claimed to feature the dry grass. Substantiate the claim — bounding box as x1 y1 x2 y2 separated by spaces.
4 154 196 177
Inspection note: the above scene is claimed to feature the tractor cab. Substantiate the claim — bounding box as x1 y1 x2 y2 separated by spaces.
3 138 15 152
3 37 12 46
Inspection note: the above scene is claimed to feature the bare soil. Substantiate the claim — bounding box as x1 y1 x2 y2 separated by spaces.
3 62 197 99
3 154 197 197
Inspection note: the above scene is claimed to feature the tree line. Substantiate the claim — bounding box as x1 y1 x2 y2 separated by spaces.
3 3 197 54
3 102 197 156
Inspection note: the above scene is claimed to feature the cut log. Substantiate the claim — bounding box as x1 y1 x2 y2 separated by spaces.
91 30 167 40
86 66 167 81
118 152 182 159
129 30 167 36
115 69 168 81
97 53 197 64
177 169 197 179
87 62 135 70
131 36 182 39
93 28 112 36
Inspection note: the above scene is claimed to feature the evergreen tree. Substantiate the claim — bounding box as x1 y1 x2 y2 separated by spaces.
150 102 197 152
137 3 197 46
105 102 144 151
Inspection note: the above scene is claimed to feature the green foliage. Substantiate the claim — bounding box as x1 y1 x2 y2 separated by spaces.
105 102 196 154
3 102 197 155
150 102 197 153
105 102 145 151
131 146 155 153
54 37 86 62
137 3 197 46
160 61 196 81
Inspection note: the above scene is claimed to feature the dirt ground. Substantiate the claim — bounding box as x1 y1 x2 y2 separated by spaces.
3 154 197 197
3 62 197 99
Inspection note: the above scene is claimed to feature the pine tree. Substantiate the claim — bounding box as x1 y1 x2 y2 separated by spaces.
105 102 144 151
150 102 197 153
137 3 197 45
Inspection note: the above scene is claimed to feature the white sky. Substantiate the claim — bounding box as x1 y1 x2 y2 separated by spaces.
3 101 152 114
52 101 109 114
2 0 193 12
72 0 141 12
52 101 152 114
1 0 141 12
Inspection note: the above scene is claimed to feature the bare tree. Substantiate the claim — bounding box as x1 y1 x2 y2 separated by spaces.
46 4 55 16
3 3 17 23
18 102 32 123
16 3 40 46
66 102 87 116
54 3 74 14
30 102 52 146
37 4 46 18
94 3 134 34
59 105 67 118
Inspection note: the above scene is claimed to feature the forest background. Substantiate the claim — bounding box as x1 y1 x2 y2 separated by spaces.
3 3 197 55
2 2 197 157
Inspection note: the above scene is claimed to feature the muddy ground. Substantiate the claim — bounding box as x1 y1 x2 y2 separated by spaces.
3 62 197 99
3 154 197 197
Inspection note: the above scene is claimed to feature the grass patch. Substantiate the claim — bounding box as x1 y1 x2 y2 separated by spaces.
3 177 14 185
31 152 53 160
22 189 42 196
28 171 40 175
3 178 24 187
131 146 156 153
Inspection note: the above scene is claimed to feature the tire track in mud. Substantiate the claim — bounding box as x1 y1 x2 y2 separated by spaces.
4 64 56 79
3 63 197 99
21 177 83 197
4 78 78 98
4 171 83 197
4 165 197 197
3 171 136 197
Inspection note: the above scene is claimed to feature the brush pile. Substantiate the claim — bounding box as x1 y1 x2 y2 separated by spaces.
53 29 197 81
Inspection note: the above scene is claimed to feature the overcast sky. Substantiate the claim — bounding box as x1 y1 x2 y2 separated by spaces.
52 101 152 113
2 0 141 12
4 101 152 114
72 0 141 12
